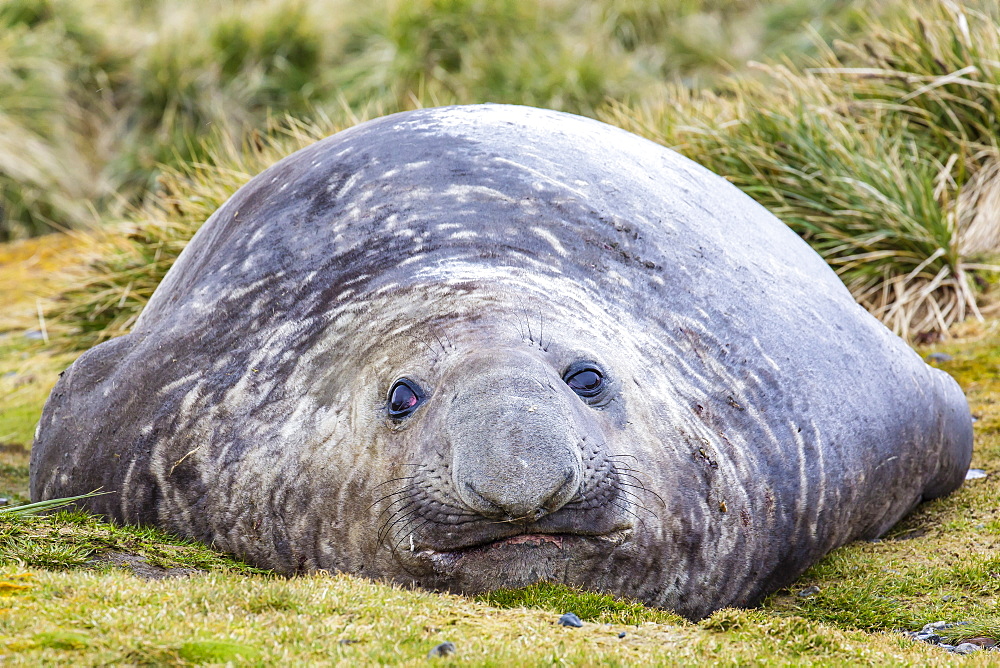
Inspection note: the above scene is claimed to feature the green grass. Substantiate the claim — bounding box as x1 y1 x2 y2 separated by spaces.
0 0 904 242
0 337 62 448
0 564 962 665
477 582 685 626
0 509 267 574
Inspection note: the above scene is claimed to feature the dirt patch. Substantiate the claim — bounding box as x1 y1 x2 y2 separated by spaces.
91 551 203 580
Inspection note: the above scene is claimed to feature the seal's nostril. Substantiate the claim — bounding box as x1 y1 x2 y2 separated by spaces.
541 469 580 510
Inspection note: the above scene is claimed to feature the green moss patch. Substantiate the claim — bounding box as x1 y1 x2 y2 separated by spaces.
177 640 262 664
32 630 92 650
476 582 683 626
0 510 266 576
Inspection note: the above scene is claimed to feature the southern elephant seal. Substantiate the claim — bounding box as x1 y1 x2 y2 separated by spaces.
30 104 972 620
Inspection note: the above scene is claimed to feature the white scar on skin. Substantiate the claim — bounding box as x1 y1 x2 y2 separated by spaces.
531 227 568 257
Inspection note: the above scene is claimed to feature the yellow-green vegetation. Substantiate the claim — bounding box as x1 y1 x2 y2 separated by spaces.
0 237 86 503
0 508 266 573
604 0 1000 337
0 563 963 665
0 0 894 242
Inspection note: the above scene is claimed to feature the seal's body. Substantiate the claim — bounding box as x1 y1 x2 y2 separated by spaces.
31 105 972 619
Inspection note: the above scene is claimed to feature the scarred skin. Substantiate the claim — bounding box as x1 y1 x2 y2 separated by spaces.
30 104 972 620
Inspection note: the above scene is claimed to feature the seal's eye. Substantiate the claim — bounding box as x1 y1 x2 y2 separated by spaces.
565 367 604 398
388 380 422 419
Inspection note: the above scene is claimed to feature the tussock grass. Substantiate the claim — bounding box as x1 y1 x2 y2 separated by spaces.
0 6 105 239
29 0 999 342
0 0 893 241
605 0 1000 337
48 116 345 348
0 491 110 517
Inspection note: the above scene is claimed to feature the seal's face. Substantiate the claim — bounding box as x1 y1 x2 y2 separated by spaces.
358 298 646 592
384 346 636 584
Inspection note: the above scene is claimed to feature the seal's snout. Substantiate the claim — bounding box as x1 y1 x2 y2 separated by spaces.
460 461 581 522
444 354 587 522
449 394 585 521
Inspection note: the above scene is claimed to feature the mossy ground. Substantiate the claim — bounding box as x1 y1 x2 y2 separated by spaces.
4 241 1000 664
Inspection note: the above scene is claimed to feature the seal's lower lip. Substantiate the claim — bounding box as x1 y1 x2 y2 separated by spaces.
418 529 633 556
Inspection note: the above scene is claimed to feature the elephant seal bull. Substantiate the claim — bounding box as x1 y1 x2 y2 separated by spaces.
30 104 972 619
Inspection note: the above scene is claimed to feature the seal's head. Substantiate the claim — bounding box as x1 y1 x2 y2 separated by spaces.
367 303 640 592
30 104 973 620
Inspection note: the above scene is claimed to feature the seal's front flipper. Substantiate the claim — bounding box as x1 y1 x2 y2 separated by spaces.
921 367 974 501
29 334 139 510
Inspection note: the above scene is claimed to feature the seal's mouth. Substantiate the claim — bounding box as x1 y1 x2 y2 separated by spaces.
414 528 633 558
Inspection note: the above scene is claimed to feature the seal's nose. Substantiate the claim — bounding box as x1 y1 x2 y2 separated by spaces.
461 460 581 521
445 354 585 522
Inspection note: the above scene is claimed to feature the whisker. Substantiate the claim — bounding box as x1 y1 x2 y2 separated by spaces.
430 329 448 357
538 308 545 350
379 506 419 546
382 502 428 536
618 497 659 520
613 489 658 519
609 464 656 484
374 493 420 524
609 498 651 528
616 480 667 509
612 470 650 485
373 475 417 490
441 327 455 351
606 453 640 464
390 519 432 558
484 516 526 526
408 334 438 361
385 514 419 557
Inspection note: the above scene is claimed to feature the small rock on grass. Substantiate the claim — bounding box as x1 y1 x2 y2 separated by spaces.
966 468 987 480
925 352 953 363
954 643 981 655
427 642 456 658
963 637 998 649
905 621 989 654
797 585 820 598
922 621 970 634
558 613 583 628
